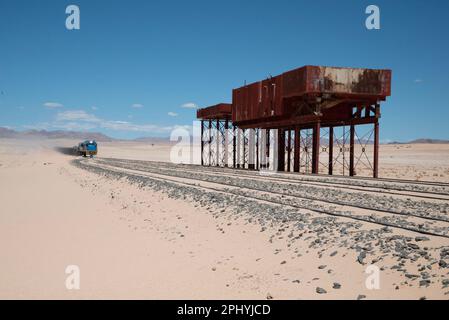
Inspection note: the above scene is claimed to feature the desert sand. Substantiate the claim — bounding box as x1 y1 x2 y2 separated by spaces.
0 138 448 299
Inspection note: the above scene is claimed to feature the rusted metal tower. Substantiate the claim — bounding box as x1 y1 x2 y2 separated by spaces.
197 65 391 178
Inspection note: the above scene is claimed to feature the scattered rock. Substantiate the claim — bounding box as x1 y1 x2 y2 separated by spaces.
419 279 431 287
357 251 366 264
316 287 327 294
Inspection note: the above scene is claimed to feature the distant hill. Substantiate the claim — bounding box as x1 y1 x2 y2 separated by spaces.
0 127 173 143
388 139 449 145
0 127 115 141
408 138 449 144
1 127 447 145
0 127 17 138
133 136 173 144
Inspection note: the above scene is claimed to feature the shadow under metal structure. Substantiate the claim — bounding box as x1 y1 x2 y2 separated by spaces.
197 65 392 178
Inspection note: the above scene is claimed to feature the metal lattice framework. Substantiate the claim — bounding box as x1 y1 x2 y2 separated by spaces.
332 126 351 176
353 125 375 176
318 127 330 174
299 128 313 174
199 105 381 178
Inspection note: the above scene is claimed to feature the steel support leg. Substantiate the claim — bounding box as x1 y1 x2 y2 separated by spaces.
208 119 212 166
259 129 266 169
256 129 259 170
374 121 379 178
294 127 300 172
328 126 333 175
200 120 204 166
349 124 355 176
242 129 248 168
287 129 291 172
266 129 270 169
224 120 229 167
248 129 255 170
216 119 220 166
236 128 241 168
232 125 236 168
277 129 285 172
312 122 320 174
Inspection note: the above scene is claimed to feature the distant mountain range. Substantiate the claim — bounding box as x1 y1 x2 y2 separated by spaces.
0 127 174 143
0 127 115 141
387 139 449 144
0 127 447 144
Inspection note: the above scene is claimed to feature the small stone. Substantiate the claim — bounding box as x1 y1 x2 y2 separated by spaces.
357 294 366 300
266 293 273 300
415 236 430 242
316 287 327 294
280 260 287 265
439 260 447 268
419 279 431 287
318 265 327 269
330 251 338 257
333 283 341 289
357 251 366 264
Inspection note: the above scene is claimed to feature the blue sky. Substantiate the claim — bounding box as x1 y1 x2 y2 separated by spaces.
0 0 448 140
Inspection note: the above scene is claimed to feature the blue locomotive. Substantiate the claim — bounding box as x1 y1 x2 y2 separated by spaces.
76 140 98 157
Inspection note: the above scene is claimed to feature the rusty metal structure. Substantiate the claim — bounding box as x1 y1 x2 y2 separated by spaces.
197 65 391 178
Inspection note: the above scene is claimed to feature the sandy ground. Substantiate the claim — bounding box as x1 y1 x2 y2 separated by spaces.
0 138 448 299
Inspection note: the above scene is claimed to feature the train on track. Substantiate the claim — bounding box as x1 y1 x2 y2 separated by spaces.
74 140 98 157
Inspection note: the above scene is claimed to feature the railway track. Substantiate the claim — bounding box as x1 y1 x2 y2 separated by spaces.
77 158 449 239
98 158 449 202
92 158 449 221
101 158 449 197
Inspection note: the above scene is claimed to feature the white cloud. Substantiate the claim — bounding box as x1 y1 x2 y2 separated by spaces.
168 111 178 117
131 103 144 108
100 120 176 133
25 109 191 135
53 122 98 131
43 102 64 109
91 106 99 111
22 122 52 130
37 109 186 134
414 79 423 83
56 110 100 123
181 102 198 109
